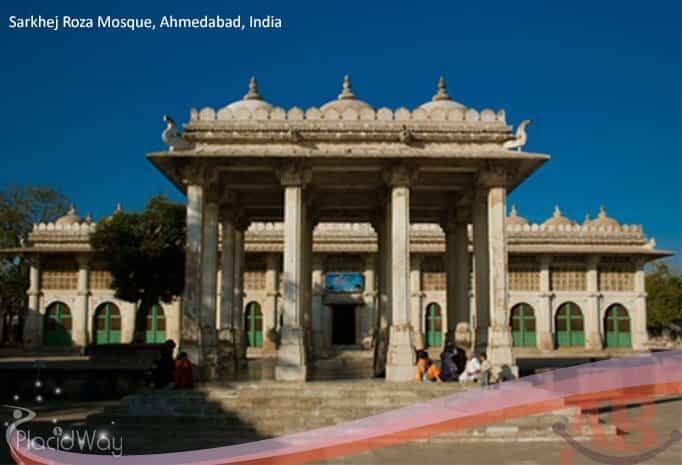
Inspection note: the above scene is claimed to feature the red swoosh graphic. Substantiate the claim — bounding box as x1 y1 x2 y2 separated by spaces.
8 351 682 465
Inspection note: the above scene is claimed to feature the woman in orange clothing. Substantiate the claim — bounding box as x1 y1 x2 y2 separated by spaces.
415 350 442 383
173 351 194 389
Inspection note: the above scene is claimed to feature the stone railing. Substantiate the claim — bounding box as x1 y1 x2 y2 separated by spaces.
506 223 643 236
32 222 96 233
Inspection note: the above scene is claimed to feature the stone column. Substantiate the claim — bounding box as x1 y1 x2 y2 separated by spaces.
632 258 649 350
74 255 90 348
302 200 315 361
199 201 219 377
472 188 490 353
537 255 554 351
233 217 248 366
372 212 389 376
385 164 416 382
585 255 602 350
409 254 424 349
181 181 204 364
217 211 236 376
311 254 325 355
362 253 377 349
444 209 471 348
275 164 310 381
484 179 517 379
24 260 42 349
263 253 280 353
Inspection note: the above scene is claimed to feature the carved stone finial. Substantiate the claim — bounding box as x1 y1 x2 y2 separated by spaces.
339 75 356 100
583 213 591 225
115 203 122 214
162 115 194 151
510 204 518 217
67 204 77 216
244 76 262 101
553 205 562 218
85 212 93 223
433 76 451 101
502 119 532 152
598 205 607 218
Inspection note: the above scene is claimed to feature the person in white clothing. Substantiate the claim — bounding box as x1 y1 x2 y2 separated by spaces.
458 353 481 383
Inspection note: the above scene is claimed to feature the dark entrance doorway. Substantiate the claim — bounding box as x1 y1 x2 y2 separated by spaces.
332 305 356 345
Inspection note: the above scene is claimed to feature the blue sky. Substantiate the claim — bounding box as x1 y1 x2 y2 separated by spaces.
1 0 680 263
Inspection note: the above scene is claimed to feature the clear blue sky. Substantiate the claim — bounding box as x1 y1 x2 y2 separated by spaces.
1 0 680 263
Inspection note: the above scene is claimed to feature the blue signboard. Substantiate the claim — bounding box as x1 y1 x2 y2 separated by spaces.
325 273 364 293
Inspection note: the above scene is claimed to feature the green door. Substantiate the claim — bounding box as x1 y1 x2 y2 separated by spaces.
555 303 585 348
425 303 443 348
245 302 263 347
94 303 121 344
511 303 537 347
145 304 166 343
604 305 631 348
44 302 72 346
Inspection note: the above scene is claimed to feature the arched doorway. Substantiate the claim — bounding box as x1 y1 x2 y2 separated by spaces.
555 302 585 348
425 303 443 348
43 302 72 346
244 302 263 347
510 303 536 347
93 303 121 344
145 304 166 343
604 304 631 348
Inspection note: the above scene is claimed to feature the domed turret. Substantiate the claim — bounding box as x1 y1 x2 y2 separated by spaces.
418 76 466 113
320 75 374 113
542 205 575 227
224 76 273 113
590 206 620 228
506 204 529 226
55 205 83 225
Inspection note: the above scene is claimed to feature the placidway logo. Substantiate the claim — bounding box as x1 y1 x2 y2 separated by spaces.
4 405 124 457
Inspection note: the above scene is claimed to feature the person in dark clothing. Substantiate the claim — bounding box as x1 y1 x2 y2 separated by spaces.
174 351 194 389
152 339 176 388
453 347 467 375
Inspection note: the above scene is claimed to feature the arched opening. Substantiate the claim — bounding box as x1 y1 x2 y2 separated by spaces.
244 301 263 348
93 303 121 344
43 302 72 346
510 303 536 347
604 304 631 348
555 302 585 348
424 303 443 348
145 304 166 343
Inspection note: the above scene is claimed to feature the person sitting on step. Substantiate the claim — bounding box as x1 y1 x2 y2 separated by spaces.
458 352 481 383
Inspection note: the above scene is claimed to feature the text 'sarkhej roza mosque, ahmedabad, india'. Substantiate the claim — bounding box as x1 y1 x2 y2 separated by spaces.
12 77 672 381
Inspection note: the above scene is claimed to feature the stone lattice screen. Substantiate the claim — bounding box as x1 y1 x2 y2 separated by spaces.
509 256 540 291
550 256 587 291
598 257 635 291
41 270 78 290
421 256 446 291
90 270 113 290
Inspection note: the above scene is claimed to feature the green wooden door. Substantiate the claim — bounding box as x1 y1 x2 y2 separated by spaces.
145 304 166 343
44 302 72 346
245 302 263 347
604 305 631 348
511 303 537 347
94 303 121 344
555 303 585 348
425 303 443 348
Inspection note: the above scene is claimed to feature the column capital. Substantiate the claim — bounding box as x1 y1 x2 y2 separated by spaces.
277 161 312 187
76 254 91 268
476 165 507 188
440 207 470 232
383 162 418 187
182 163 217 186
586 255 600 268
539 255 552 267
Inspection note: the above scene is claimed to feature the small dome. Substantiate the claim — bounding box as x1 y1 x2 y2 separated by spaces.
55 205 83 225
224 76 273 113
506 204 529 226
590 206 620 228
418 76 466 113
320 75 373 113
543 205 575 227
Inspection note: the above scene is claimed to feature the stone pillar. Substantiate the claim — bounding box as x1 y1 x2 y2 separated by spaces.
444 209 471 348
484 181 517 379
217 212 236 376
181 182 204 364
233 218 248 366
537 255 554 351
632 258 649 350
275 164 310 381
385 164 416 382
372 212 389 376
263 253 280 353
409 254 424 349
311 255 325 355
472 188 490 353
585 255 602 350
199 201 219 377
74 255 90 348
362 254 377 349
302 201 315 361
24 261 42 349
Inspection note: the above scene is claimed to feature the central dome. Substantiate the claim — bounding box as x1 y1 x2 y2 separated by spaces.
55 205 83 226
320 75 373 113
224 76 273 113
543 205 575 227
418 76 466 113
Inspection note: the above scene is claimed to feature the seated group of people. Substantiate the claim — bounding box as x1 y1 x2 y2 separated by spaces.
415 346 492 385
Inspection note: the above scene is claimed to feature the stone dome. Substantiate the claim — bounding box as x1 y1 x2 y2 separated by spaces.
543 205 575 227
590 206 620 228
506 204 529 226
418 76 466 113
55 205 83 225
320 75 374 113
224 76 273 113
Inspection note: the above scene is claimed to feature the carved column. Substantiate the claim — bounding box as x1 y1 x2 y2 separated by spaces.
409 254 424 349
217 207 236 376
632 257 649 350
537 255 554 351
362 253 377 349
311 254 325 355
24 259 42 349
198 200 219 377
233 215 248 367
473 188 490 353
585 255 603 350
74 254 90 348
372 210 389 376
444 208 471 348
263 253 280 354
275 163 311 381
385 164 417 382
